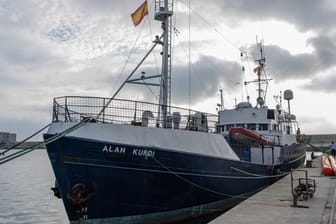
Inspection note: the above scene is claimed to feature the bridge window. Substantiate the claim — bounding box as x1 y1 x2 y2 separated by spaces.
247 124 256 130
259 124 268 131
267 109 275 119
286 125 291 134
272 124 279 131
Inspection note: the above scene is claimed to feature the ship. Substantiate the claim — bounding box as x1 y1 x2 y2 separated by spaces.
43 1 306 223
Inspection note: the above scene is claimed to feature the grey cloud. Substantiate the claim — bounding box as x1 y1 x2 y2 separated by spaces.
202 0 336 32
307 36 336 68
302 74 336 93
72 0 139 14
260 45 315 80
104 55 241 106
171 55 241 104
250 35 336 82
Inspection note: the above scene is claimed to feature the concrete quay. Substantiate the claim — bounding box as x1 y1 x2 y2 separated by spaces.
209 156 336 224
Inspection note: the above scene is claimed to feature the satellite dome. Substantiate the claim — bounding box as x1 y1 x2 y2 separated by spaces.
284 89 293 100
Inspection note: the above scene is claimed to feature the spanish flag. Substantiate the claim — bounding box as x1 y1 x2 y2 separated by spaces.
131 1 148 27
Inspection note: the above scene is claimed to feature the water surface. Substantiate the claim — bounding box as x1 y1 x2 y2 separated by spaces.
0 150 68 224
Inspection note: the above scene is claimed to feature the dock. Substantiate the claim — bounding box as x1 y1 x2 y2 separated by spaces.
209 156 336 224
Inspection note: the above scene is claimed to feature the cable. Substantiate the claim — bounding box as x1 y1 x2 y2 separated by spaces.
0 123 52 156
0 118 90 165
179 0 241 55
188 0 191 112
110 15 148 97
151 156 288 199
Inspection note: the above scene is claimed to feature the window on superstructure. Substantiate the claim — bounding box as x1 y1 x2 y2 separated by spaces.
259 124 268 131
273 124 279 131
236 124 245 128
267 109 275 119
247 124 256 130
286 125 291 134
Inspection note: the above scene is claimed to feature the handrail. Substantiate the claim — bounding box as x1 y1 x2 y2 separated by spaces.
52 96 218 133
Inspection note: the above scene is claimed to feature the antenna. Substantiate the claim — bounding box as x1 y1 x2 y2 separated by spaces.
219 89 224 110
244 37 272 108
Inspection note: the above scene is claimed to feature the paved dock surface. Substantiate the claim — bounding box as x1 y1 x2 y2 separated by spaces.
209 156 336 224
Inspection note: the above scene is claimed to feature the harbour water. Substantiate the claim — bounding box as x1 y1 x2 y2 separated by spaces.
0 150 68 224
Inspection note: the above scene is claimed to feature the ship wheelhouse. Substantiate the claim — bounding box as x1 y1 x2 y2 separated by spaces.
216 100 302 165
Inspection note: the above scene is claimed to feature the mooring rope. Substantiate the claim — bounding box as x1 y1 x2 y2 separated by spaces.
230 166 289 178
0 123 52 156
0 118 90 165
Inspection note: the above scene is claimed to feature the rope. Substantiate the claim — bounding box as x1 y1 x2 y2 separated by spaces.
151 156 283 199
109 15 148 98
179 0 241 55
0 123 52 156
0 118 89 165
230 166 289 178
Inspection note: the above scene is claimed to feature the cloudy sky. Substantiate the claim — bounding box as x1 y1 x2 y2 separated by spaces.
1 0 336 140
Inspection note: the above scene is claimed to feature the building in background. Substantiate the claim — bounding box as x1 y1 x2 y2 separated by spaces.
0 132 16 148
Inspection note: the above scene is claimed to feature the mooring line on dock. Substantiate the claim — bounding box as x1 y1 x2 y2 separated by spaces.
230 167 289 178
0 123 52 156
0 119 90 165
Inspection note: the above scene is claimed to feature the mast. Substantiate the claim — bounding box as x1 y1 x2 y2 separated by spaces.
255 39 266 108
96 1 174 124
155 0 173 128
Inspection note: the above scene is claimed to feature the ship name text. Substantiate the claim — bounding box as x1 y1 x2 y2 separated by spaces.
102 145 126 154
102 145 156 158
132 149 155 158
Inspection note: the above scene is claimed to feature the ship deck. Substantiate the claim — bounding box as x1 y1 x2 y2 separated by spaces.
209 155 336 224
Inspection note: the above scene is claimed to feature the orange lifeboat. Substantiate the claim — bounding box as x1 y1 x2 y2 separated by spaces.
321 155 334 176
228 127 273 145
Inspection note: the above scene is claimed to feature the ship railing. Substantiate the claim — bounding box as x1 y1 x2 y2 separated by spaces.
52 96 218 133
